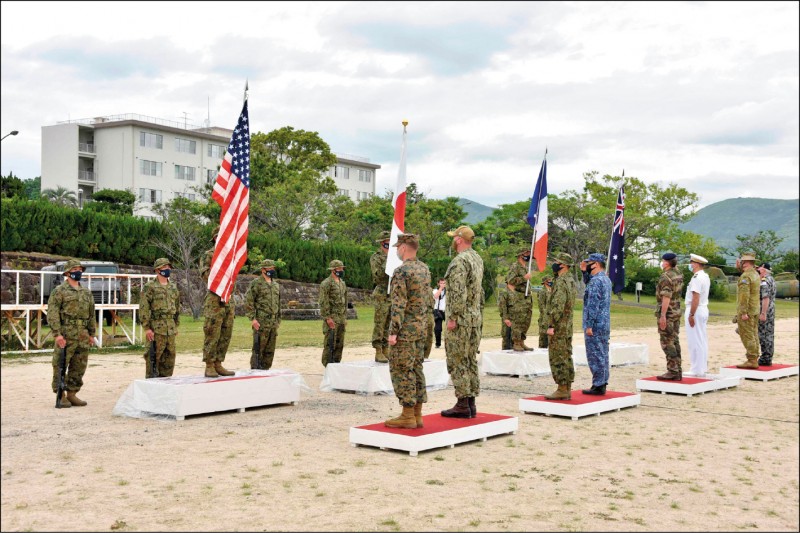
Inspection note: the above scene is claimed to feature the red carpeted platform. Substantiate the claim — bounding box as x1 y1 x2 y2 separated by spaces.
519 390 640 420
719 364 799 382
636 374 741 396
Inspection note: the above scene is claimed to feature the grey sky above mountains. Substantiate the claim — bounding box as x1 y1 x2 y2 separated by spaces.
1 1 797 208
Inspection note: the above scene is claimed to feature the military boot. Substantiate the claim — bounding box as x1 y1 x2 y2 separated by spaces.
758 357 773 367
582 384 607 395
468 396 477 418
656 371 682 381
385 405 417 429
441 397 471 418
736 355 759 369
413 403 424 428
544 384 571 400
375 346 388 363
214 362 235 376
204 363 219 378
66 391 87 406
521 340 534 351
57 394 71 408
512 340 526 352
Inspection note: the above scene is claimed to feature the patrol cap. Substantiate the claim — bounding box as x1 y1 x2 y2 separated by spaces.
259 259 276 270
447 225 475 242
689 253 708 265
153 257 172 270
393 233 419 247
328 259 345 270
584 253 606 263
62 259 85 274
739 252 757 262
661 252 677 261
517 248 531 257
550 252 574 267
375 230 392 243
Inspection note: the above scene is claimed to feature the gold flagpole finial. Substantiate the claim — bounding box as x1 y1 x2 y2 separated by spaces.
402 120 408 131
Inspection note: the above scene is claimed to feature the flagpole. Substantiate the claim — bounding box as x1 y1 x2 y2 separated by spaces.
525 147 547 296
243 79 249 103
606 170 623 275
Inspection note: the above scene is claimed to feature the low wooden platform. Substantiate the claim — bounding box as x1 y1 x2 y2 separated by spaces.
519 390 640 420
635 375 741 396
320 359 449 395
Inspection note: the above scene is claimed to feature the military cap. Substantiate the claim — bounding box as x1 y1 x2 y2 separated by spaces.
62 259 85 273
447 225 475 241
661 252 677 261
517 248 532 257
393 233 419 247
328 259 345 270
153 257 172 270
689 253 708 265
550 252 574 267
259 259 276 270
584 253 606 263
375 230 392 243
759 262 771 271
739 252 757 262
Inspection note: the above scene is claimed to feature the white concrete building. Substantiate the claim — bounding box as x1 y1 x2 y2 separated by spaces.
41 114 379 218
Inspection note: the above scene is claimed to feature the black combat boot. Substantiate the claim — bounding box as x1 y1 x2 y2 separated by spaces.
582 384 607 395
467 396 476 418
441 397 471 418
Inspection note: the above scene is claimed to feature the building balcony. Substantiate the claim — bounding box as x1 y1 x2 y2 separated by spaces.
79 171 96 182
78 143 96 154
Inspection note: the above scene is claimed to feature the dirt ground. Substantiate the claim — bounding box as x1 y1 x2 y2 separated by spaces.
1 319 798 532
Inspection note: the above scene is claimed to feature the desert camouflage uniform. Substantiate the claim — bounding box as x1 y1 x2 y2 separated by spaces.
545 273 576 386
758 273 776 365
140 279 181 377
389 258 432 406
583 271 612 387
505 261 534 344
655 268 684 374
49 281 97 393
201 248 235 365
537 287 551 348
319 275 347 366
370 251 391 351
245 276 281 370
444 248 484 399
737 268 761 358
498 288 512 350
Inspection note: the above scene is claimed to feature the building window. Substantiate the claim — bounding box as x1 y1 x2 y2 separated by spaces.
139 188 162 204
139 132 163 149
139 160 162 177
175 165 196 181
335 165 349 179
175 138 197 154
175 192 197 201
358 169 373 183
208 144 226 159
338 189 349 197
356 191 372 200
207 169 217 185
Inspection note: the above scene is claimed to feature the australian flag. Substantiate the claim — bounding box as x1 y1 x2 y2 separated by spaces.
607 185 625 294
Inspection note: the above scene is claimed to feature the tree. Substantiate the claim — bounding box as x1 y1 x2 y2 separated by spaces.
732 230 784 265
41 186 78 208
84 188 136 216
1 172 26 199
250 127 337 189
23 176 40 200
773 249 798 276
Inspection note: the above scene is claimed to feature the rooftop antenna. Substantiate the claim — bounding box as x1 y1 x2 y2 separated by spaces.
180 111 189 129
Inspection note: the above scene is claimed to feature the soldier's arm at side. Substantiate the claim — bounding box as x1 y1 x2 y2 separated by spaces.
87 298 97 337
173 286 181 328
389 271 406 336
244 282 256 320
47 287 63 339
139 284 152 331
445 260 466 323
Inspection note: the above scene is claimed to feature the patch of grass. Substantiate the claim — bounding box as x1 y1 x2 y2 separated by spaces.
671 502 680 509
426 479 444 486
327 468 346 475
117 480 129 486
354 460 366 467
272 461 283 467
434 455 445 462
110 519 128 530
468 519 481 527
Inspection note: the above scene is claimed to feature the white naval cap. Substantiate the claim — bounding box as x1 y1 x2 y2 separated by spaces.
689 253 708 265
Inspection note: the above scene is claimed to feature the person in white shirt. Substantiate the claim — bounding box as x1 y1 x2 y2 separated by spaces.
432 279 447 348
684 253 711 376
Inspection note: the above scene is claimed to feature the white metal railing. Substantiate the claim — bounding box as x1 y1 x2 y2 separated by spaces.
79 170 95 182
78 142 95 153
334 152 370 163
58 113 201 131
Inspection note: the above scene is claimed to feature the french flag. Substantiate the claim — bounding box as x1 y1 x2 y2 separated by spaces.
384 121 408 287
526 152 548 272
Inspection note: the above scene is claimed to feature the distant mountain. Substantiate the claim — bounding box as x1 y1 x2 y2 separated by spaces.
680 197 799 255
457 198 497 225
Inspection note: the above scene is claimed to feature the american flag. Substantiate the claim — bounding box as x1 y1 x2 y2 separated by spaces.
606 184 625 294
208 99 250 303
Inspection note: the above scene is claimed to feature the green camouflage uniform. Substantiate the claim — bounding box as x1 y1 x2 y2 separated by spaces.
201 248 235 364
245 275 281 370
498 289 512 350
370 251 391 351
737 268 761 357
655 268 684 374
140 279 181 377
49 281 96 393
505 261 534 343
389 258 432 407
444 248 484 399
537 288 551 348
319 275 347 366
545 273 576 386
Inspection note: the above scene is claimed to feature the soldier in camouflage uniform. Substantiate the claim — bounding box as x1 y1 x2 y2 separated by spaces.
48 259 97 407
734 252 761 369
245 259 281 370
319 259 347 366
543 252 576 400
538 277 553 348
505 248 535 351
140 258 181 378
655 252 684 380
422 284 436 359
201 230 235 378
441 225 484 419
385 233 431 429
370 230 391 363
581 253 612 395
498 288 512 350
757 262 776 366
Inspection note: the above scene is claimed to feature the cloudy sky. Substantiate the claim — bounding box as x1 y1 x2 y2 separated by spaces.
1 1 798 208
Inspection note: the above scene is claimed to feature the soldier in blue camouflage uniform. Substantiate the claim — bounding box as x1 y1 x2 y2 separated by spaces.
544 252 576 400
734 252 761 369
385 233 431 429
201 234 235 378
245 259 282 370
580 253 612 395
757 262 776 366
655 252 684 380
140 258 181 378
441 225 484 418
319 259 347 366
505 248 535 351
48 259 97 407
498 288 512 350
538 277 553 348
370 230 391 363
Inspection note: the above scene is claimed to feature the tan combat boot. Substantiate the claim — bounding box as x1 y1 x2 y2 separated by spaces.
375 346 388 363
214 362 235 376
204 363 219 378
544 384 571 401
66 391 87 406
385 405 417 429
736 355 760 369
414 403 424 428
522 341 534 351
57 394 71 408
512 340 526 352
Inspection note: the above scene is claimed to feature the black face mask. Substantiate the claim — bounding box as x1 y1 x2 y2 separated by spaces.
68 271 83 281
334 270 344 278
551 263 561 274
382 243 390 250
159 269 171 278
265 270 276 278
522 256 531 262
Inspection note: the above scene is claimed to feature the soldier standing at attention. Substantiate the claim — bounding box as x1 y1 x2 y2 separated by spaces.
140 258 181 378
655 252 684 380
505 248 534 351
543 253 576 400
48 259 96 407
734 252 761 369
581 253 612 395
385 233 431 429
245 259 282 370
370 230 391 363
440 225 484 419
320 259 347 366
201 228 235 378
757 262 776 367
684 254 711 377
498 287 512 350
538 277 553 348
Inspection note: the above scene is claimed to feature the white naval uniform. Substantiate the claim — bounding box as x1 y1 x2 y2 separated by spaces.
684 269 711 376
